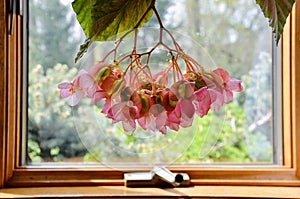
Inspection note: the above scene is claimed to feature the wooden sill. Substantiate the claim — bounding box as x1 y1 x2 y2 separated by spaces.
1 186 300 198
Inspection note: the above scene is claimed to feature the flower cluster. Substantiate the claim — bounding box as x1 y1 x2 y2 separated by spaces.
59 5 243 134
58 61 242 134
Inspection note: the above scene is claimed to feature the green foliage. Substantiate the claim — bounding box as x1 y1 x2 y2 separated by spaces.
28 64 88 162
72 0 154 62
28 139 42 162
176 103 251 163
27 0 275 164
27 62 272 163
256 0 295 43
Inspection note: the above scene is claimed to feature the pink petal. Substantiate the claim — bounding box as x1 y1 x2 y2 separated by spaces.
195 99 210 117
146 116 156 132
210 91 224 112
149 104 165 117
138 115 156 132
121 106 132 121
195 87 208 99
60 89 72 98
109 103 125 122
58 82 72 89
79 73 94 89
93 90 107 103
68 97 80 106
167 122 180 131
159 126 167 134
101 100 112 114
137 117 147 130
67 90 84 106
226 78 243 92
128 116 137 128
223 90 233 104
175 99 195 128
73 70 89 86
76 88 85 98
180 99 195 119
88 62 111 78
78 69 88 76
155 111 167 130
122 121 136 132
194 87 211 117
213 68 230 82
87 83 99 98
208 89 218 102
180 114 194 128
167 110 181 124
171 80 195 99
202 76 215 89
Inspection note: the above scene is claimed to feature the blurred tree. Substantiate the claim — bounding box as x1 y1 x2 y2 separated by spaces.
242 52 273 162
28 64 88 162
182 0 271 78
29 0 83 70
27 0 273 164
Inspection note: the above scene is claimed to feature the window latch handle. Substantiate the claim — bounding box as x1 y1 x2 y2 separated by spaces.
124 167 191 187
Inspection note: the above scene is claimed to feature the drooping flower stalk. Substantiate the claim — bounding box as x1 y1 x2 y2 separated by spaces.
58 5 243 134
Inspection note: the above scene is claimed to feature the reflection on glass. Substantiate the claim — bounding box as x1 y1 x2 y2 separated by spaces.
27 0 277 164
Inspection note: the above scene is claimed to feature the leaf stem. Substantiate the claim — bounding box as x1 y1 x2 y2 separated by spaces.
134 0 156 29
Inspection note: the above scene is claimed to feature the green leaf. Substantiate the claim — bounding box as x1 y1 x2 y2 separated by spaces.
75 38 91 63
256 0 295 44
72 0 154 62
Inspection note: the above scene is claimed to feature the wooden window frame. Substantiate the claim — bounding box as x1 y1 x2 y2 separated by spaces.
1 0 300 195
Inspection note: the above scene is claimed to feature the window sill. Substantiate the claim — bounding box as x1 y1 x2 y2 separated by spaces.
1 186 300 198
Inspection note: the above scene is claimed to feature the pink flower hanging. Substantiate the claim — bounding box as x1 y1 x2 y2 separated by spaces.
58 6 243 134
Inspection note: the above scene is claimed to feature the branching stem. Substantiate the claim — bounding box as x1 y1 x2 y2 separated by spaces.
102 3 204 88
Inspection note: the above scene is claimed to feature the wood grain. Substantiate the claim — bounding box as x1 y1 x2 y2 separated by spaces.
0 0 7 188
1 186 300 198
292 1 300 178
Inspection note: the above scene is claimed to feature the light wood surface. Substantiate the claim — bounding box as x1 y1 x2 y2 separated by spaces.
1 186 300 198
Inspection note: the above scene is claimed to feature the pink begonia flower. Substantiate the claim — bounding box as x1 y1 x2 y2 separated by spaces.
88 62 123 93
138 115 156 132
194 87 211 117
59 58 243 134
58 70 94 106
58 82 84 106
166 109 181 131
211 68 243 104
107 101 139 132
208 89 224 112
166 99 195 130
170 80 195 100
177 99 195 127
223 78 243 103
78 70 95 89
138 104 167 134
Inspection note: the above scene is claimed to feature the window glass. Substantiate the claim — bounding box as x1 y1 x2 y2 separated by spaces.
26 0 279 165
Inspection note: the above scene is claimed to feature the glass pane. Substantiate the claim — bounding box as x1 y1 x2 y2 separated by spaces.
26 0 280 165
